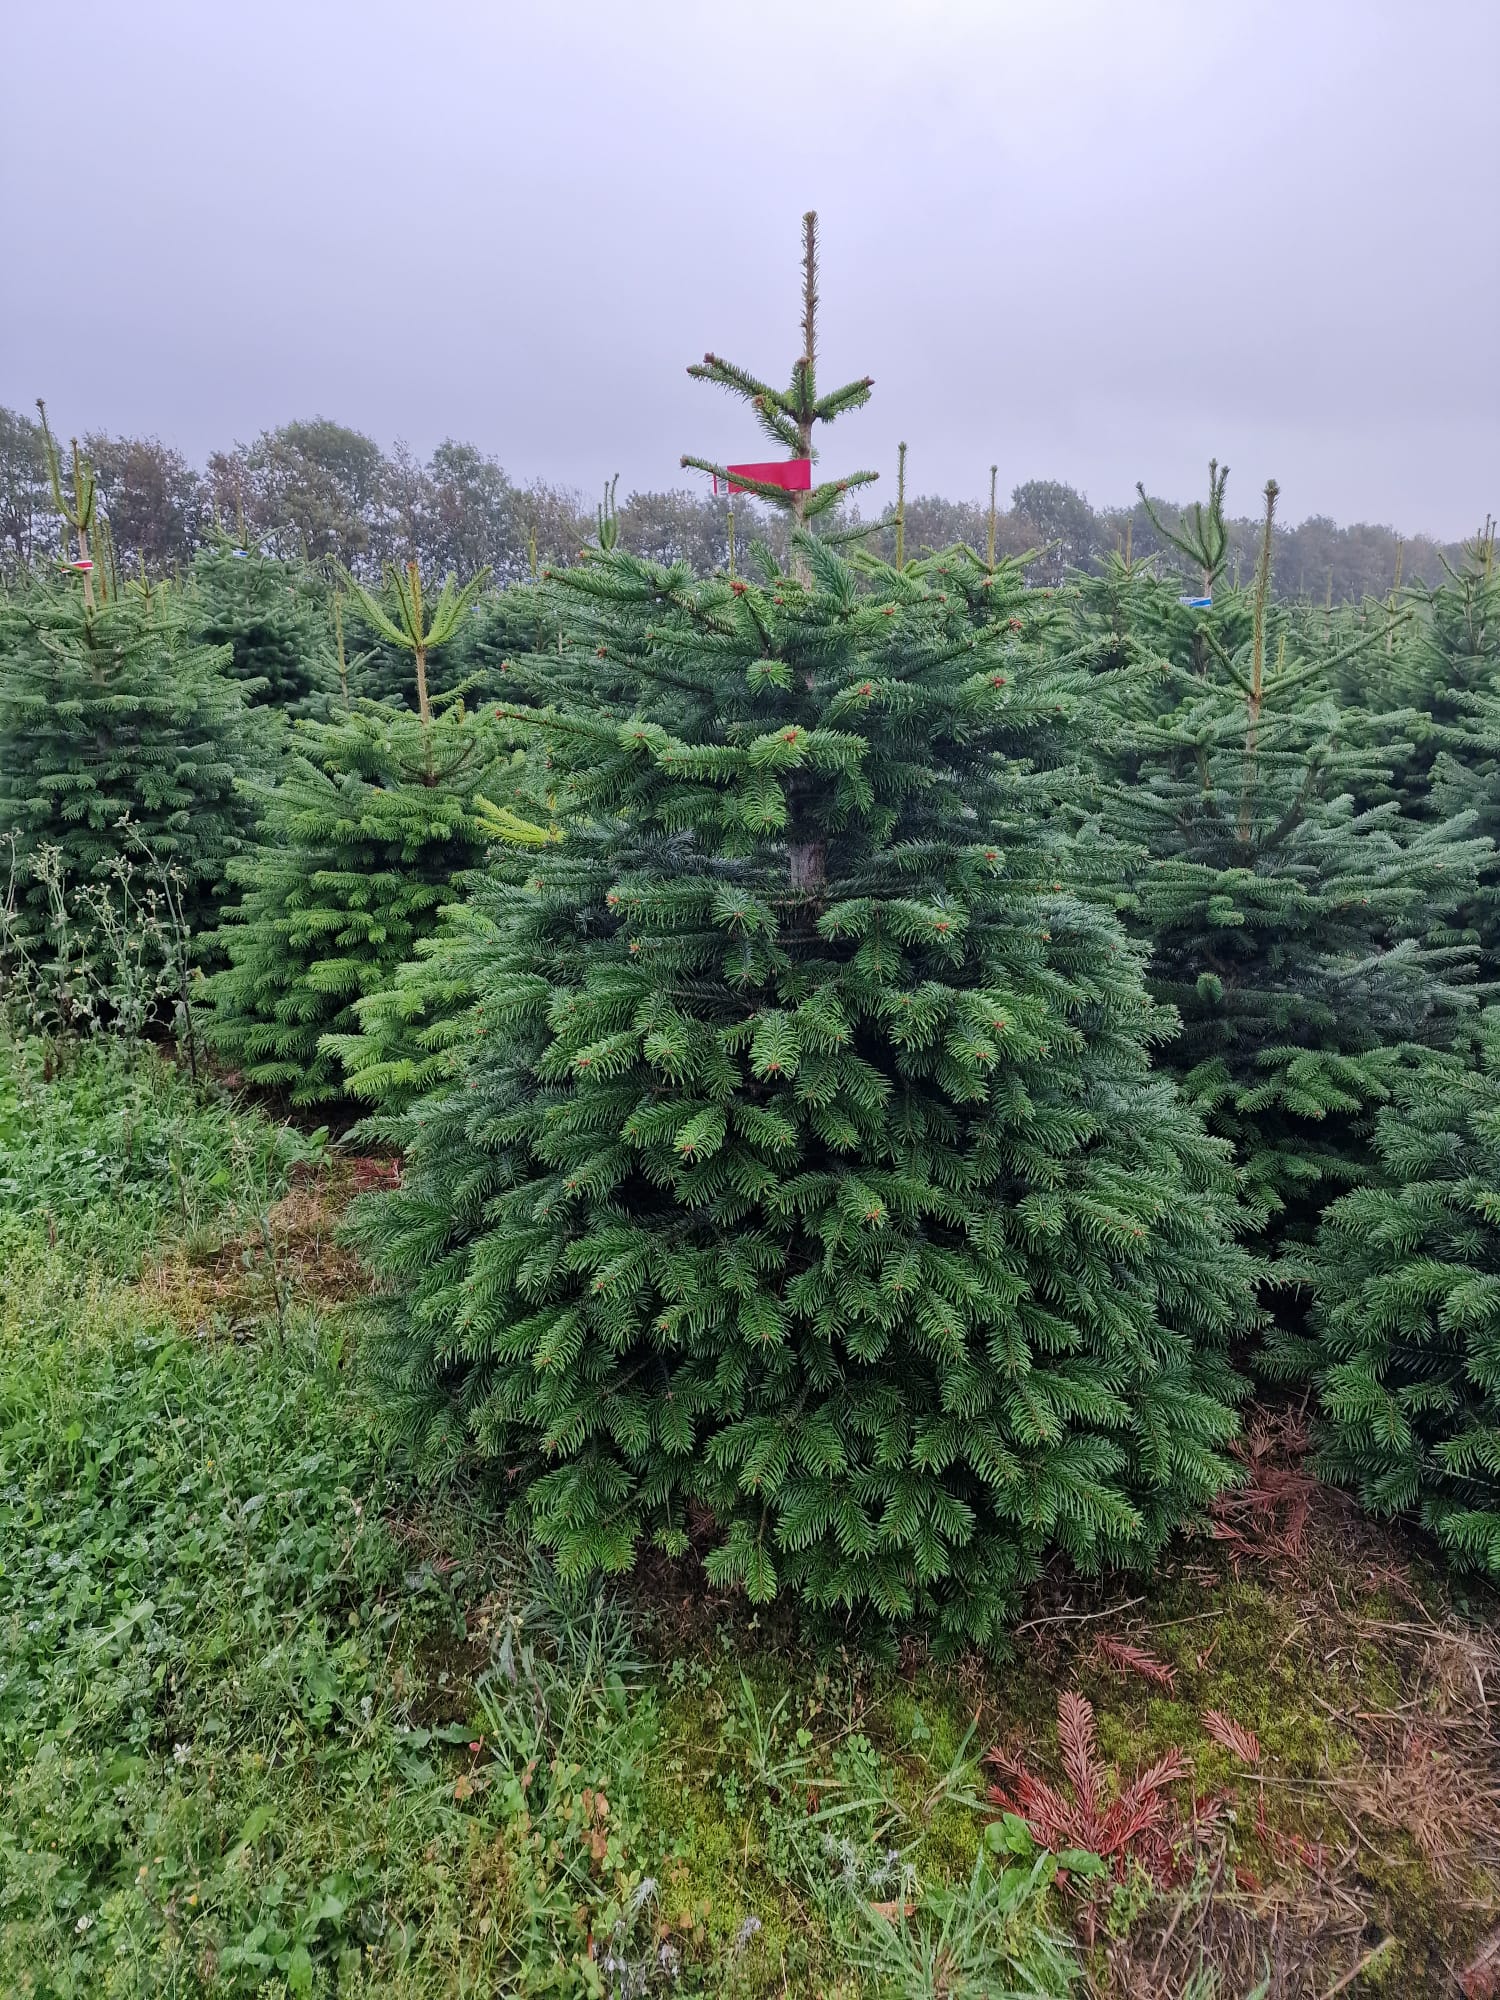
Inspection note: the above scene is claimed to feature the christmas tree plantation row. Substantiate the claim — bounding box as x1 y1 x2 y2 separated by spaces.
2 474 1498 1645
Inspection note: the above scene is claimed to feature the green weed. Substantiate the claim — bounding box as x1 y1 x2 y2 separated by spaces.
846 1849 1075 1998
0 1035 304 1269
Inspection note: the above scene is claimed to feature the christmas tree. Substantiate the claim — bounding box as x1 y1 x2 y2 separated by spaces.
205 560 502 1103
0 571 266 950
325 788 562 1118
326 519 619 1114
1082 468 1492 1238
345 242 1256 1646
189 526 336 715
415 579 571 709
1269 1021 1500 1580
34 401 104 602
1308 522 1498 831
327 503 645 1116
1420 527 1500 960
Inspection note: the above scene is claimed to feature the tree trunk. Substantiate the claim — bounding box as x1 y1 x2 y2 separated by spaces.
788 838 826 895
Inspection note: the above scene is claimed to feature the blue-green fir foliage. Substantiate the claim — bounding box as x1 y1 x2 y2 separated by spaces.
1082 472 1491 1238
1327 525 1500 829
1423 535 1500 958
0 576 268 941
205 701 505 1104
189 540 335 715
1271 1019 1500 1579
346 538 1257 1648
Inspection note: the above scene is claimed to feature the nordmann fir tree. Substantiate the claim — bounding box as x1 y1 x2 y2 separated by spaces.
0 426 267 958
324 791 562 1120
36 400 101 603
327 566 600 1117
334 532 1080 1128
1082 466 1492 1242
323 490 619 1122
847 489 1116 897
205 560 506 1104
1419 526 1500 962
430 580 570 707
330 470 956 1131
189 518 336 715
1303 521 1500 836
1268 1018 1500 1581
345 281 1256 1649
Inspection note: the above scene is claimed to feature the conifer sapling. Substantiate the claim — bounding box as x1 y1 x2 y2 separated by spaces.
348 261 1256 1646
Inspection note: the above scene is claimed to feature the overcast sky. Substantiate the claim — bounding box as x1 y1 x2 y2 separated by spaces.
4 0 1496 537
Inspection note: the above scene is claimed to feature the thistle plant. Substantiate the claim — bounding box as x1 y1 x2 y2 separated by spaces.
0 827 200 1052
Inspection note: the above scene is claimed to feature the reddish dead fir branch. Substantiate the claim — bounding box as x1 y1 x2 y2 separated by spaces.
1091 1634 1177 1691
985 1691 1219 1889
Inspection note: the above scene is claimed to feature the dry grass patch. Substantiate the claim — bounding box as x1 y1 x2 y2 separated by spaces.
138 1149 397 1333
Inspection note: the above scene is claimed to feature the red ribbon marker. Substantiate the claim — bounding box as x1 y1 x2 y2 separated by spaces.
713 459 812 496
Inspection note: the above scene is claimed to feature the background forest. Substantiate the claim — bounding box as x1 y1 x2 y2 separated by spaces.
0 399 1463 605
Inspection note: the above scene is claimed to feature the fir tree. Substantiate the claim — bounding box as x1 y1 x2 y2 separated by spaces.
205 704 509 1103
338 508 1079 1130
395 500 599 713
205 561 500 1103
326 499 614 1113
426 581 568 707
189 528 335 714
343 240 1259 1646
1420 528 1500 959
340 234 1256 1648
347 524 1257 1646
1083 468 1492 1238
0 572 266 946
1411 523 1498 770
35 402 103 604
1314 521 1499 829
335 558 491 734
1269 1021 1500 1580
327 788 562 1118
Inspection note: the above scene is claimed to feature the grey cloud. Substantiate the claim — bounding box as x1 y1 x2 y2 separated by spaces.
2 0 1495 538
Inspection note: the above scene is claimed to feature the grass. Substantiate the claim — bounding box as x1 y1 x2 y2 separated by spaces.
0 1029 1495 1998
0 1031 301 1272
0 1035 1070 1998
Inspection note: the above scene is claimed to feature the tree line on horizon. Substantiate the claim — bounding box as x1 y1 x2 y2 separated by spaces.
0 401 1468 605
